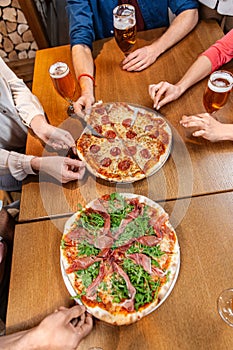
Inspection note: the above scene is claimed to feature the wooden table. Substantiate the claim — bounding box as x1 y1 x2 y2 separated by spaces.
18 20 233 222
6 192 233 349
5 19 233 350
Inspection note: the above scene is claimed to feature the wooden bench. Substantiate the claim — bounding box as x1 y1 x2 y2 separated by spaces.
7 58 35 90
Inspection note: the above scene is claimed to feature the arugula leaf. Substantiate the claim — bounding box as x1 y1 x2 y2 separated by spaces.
77 203 83 211
76 262 100 288
110 273 129 303
77 242 100 257
122 259 161 311
60 239 66 249
127 242 164 259
106 193 134 229
113 211 154 248
78 211 105 232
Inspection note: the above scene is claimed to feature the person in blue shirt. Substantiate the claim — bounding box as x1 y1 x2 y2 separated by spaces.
66 0 199 118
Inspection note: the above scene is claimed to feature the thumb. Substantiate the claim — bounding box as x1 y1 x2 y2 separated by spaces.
64 305 86 323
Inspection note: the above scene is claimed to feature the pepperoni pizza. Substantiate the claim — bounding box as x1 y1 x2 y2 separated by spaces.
76 102 172 182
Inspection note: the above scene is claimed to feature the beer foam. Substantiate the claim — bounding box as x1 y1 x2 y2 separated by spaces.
49 62 69 79
208 71 233 93
114 17 136 30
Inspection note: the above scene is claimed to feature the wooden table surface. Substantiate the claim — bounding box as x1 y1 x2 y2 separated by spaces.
6 191 233 349
5 19 233 349
18 20 233 222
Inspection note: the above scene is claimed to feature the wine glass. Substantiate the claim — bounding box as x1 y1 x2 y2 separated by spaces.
203 70 233 114
113 4 137 58
49 61 77 116
217 288 233 327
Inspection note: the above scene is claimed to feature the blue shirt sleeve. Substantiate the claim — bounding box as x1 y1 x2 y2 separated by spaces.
169 0 199 16
66 0 117 49
66 0 96 49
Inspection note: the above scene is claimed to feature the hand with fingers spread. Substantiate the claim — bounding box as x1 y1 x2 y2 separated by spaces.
0 305 93 350
31 156 86 183
148 29 233 112
180 113 233 142
149 82 184 110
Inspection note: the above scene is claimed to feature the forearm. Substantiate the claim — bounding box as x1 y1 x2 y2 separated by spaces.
219 123 233 141
150 9 198 57
30 114 49 134
72 44 94 96
176 55 212 94
0 329 35 350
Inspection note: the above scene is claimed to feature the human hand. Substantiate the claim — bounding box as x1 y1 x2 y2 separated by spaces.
31 156 86 183
149 82 183 110
180 113 228 142
122 45 157 72
31 115 76 153
22 305 93 350
73 92 95 119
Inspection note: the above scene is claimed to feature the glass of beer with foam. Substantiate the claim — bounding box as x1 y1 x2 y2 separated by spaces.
113 4 137 58
49 62 77 116
203 70 233 114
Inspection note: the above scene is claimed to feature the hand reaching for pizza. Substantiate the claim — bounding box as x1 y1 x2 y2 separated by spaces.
31 305 93 349
0 305 93 350
31 156 86 183
180 113 233 142
148 82 183 110
73 92 95 119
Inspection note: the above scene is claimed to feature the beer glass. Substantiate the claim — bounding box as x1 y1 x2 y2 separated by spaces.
217 288 233 327
49 61 77 116
203 70 233 114
113 4 137 57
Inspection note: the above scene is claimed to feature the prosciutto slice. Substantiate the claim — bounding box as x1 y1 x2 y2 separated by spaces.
94 234 114 249
89 198 109 214
114 200 144 239
66 256 102 274
66 227 92 243
86 262 107 299
149 212 169 238
113 262 136 312
136 235 161 246
127 253 152 274
151 266 166 277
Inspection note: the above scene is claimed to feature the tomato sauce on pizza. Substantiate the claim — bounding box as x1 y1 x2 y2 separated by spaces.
76 102 172 183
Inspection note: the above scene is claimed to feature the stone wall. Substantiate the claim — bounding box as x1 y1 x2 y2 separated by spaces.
0 0 38 62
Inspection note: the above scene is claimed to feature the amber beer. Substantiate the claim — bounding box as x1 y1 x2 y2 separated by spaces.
203 70 233 114
49 62 76 102
113 5 136 55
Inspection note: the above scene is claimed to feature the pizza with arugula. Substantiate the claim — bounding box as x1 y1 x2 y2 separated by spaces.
60 193 179 325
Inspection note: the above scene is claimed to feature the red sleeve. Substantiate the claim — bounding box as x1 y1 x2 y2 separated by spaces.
200 29 233 72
